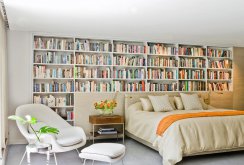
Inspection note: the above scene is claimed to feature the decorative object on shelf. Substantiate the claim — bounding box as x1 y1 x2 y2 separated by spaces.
8 115 59 143
94 99 117 115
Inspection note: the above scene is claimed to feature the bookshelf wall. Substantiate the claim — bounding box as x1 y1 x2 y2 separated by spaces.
32 36 233 123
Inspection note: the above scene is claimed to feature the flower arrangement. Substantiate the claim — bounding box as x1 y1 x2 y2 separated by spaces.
94 99 117 115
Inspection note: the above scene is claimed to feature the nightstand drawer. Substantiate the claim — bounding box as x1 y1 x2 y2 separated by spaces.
89 115 124 124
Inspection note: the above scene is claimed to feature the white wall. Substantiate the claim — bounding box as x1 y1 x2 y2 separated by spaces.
7 31 32 144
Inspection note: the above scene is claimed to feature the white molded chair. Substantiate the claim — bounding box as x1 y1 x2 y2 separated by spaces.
15 104 86 164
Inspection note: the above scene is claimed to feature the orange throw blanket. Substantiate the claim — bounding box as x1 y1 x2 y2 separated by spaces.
157 110 244 136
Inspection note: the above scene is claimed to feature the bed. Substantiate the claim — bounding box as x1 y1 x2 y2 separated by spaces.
125 92 244 165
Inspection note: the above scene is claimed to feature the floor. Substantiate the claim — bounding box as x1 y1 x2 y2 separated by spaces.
6 138 244 165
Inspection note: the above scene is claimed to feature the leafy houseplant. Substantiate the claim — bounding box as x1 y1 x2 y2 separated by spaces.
8 115 59 143
94 99 117 115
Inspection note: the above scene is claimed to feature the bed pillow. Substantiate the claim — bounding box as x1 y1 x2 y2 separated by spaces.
169 97 176 110
180 93 203 110
140 98 153 111
174 96 184 110
148 95 174 112
200 98 208 110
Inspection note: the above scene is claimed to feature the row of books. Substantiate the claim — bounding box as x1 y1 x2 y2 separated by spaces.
75 67 111 79
178 47 206 56
113 81 145 92
76 53 112 65
113 55 145 66
34 52 74 64
179 81 206 91
207 49 232 58
113 69 145 79
208 60 232 69
75 81 112 92
179 58 206 68
147 82 177 91
33 94 74 107
147 57 177 67
33 81 75 92
147 69 177 79
207 71 231 80
147 43 177 55
178 69 205 80
75 39 112 52
66 111 74 120
208 82 232 91
114 43 145 53
34 37 73 50
33 66 73 78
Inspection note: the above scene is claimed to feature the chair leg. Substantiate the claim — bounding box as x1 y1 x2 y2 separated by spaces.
122 159 124 165
92 160 94 165
19 150 26 165
54 153 58 165
83 159 86 165
75 149 80 155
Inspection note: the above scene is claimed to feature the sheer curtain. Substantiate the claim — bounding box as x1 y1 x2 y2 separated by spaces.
0 13 7 159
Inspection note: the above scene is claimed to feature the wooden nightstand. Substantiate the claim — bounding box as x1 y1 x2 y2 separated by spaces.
89 115 124 144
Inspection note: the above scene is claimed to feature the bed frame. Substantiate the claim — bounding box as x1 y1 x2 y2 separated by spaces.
124 92 244 157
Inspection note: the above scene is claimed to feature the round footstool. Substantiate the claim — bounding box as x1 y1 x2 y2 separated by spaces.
79 143 125 165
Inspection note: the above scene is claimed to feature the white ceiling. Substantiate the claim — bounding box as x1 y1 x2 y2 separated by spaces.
4 0 244 46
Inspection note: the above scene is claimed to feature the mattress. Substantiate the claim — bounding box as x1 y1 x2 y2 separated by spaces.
125 102 244 165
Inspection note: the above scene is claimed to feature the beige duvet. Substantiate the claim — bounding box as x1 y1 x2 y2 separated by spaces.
125 102 244 165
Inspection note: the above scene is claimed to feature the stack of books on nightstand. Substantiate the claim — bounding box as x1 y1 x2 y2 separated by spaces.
97 128 117 135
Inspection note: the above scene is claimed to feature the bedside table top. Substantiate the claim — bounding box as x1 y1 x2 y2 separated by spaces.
89 115 124 124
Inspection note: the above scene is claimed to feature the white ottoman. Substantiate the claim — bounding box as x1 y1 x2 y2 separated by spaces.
79 143 125 165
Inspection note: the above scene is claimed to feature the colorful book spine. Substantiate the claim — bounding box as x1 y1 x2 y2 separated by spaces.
75 67 111 78
114 43 145 53
207 49 232 58
113 55 145 66
178 69 205 79
179 47 205 56
113 69 145 79
33 81 74 92
75 39 111 52
147 43 177 55
75 81 112 92
179 81 206 91
208 60 232 69
179 58 205 68
147 82 177 91
208 82 232 91
34 37 73 50
113 81 145 92
76 53 112 65
147 69 177 79
207 70 231 80
147 57 177 67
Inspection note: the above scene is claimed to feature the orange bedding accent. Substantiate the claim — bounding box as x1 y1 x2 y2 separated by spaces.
156 110 244 136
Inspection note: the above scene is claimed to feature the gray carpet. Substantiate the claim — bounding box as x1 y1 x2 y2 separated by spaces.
6 138 244 165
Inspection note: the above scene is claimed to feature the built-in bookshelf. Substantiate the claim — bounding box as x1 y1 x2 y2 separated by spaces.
33 36 75 124
207 47 233 91
32 36 234 123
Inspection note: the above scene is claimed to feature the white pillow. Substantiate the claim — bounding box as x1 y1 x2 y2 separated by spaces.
180 93 203 110
169 97 176 110
140 98 153 111
148 95 174 112
174 96 184 110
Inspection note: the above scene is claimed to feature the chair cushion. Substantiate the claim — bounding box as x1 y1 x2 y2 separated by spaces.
56 127 83 147
81 143 125 158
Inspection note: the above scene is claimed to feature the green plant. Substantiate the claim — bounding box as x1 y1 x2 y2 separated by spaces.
8 115 59 142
